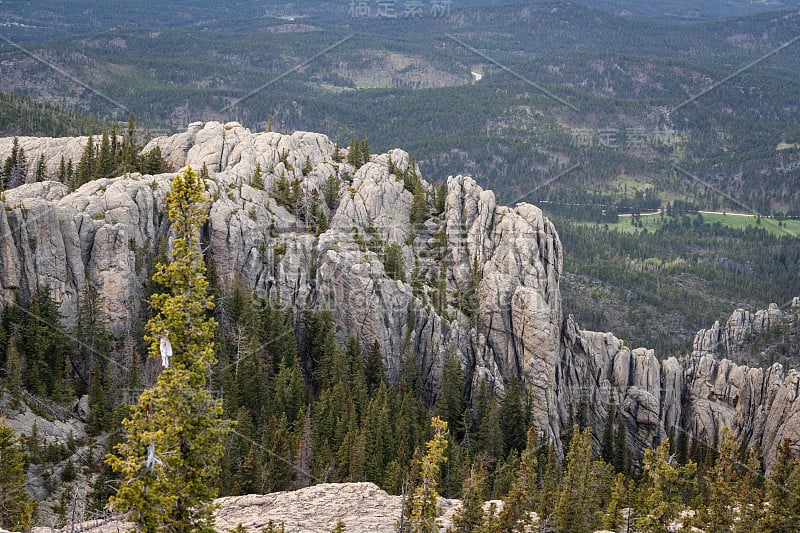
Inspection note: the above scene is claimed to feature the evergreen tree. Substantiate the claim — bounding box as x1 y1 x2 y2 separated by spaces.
95 128 113 179
434 182 446 216
66 159 74 189
697 428 738 532
360 137 370 166
260 414 295 492
613 417 630 474
251 163 264 190
436 353 466 440
119 113 139 174
536 443 562 522
636 439 698 533
408 417 448 533
107 166 227 533
4 333 23 396
57 155 67 183
76 134 95 186
499 378 526 454
384 242 406 282
302 155 313 177
409 177 429 228
553 426 612 533
476 400 504 471
601 396 616 464
332 140 342 163
365 339 384 393
2 138 28 189
140 147 168 175
294 408 313 489
0 419 36 531
1 137 18 189
346 134 361 168
760 438 800 532
20 285 71 400
450 459 488 532
35 153 46 182
9 146 26 189
495 428 540 532
323 173 340 210
602 473 632 531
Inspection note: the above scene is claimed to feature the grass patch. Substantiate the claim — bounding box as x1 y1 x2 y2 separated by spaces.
699 212 800 237
571 212 800 237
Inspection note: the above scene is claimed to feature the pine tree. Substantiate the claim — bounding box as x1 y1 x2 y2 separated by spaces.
294 408 313 489
434 182 446 215
35 153 46 181
451 459 488 532
384 242 406 282
409 177 429 228
408 417 448 533
697 428 738 532
20 285 71 400
332 139 342 163
57 155 67 183
436 353 466 440
536 443 562 522
66 159 75 190
636 439 698 533
119 113 139 174
602 473 632 531
553 426 612 533
602 396 616 464
0 419 36 531
251 162 264 190
1 137 18 189
95 128 113 179
302 155 313 177
4 333 23 396
76 134 95 186
760 438 800 532
496 428 539 532
346 134 361 167
323 173 340 210
106 167 227 533
499 378 526 454
365 340 384 393
735 448 764 532
613 417 629 474
9 146 26 189
360 137 370 166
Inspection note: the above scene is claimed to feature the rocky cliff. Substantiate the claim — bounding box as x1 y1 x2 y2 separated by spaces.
1 121 798 467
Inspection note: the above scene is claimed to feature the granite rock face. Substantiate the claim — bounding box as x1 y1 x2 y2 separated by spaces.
560 301 800 469
30 482 466 533
2 122 799 466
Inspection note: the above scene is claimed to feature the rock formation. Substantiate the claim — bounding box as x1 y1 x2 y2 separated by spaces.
1 121 799 467
28 482 468 533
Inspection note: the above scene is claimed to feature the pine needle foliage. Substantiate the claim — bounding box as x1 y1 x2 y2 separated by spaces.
107 166 227 533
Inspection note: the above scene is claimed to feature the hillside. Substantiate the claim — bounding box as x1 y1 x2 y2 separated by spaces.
0 123 799 530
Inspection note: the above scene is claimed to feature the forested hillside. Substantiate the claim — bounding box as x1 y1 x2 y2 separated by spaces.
3 0 798 351
1 1 800 529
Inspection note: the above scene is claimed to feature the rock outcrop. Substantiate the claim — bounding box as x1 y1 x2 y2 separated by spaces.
1 121 799 467
559 301 800 469
30 482 466 533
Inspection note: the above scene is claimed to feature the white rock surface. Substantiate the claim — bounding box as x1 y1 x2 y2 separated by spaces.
32 483 462 533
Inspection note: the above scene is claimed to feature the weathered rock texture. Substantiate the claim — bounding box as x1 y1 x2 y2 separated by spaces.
2 122 799 467
30 482 465 533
